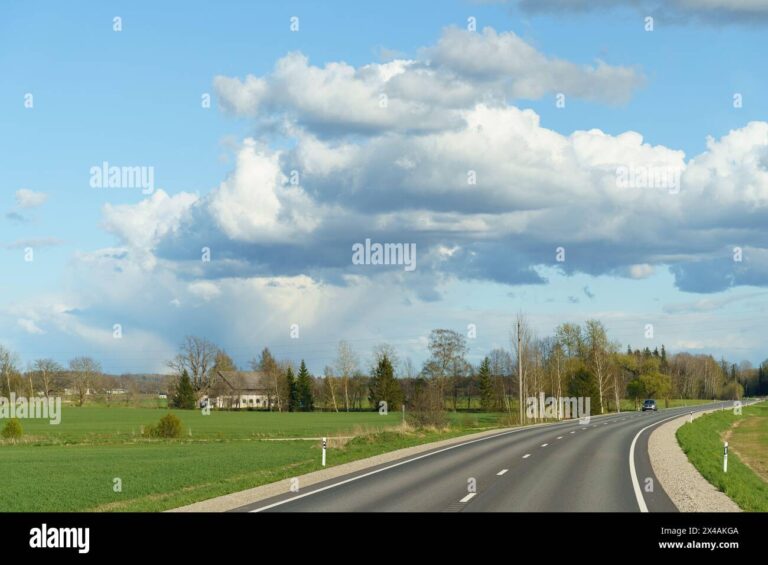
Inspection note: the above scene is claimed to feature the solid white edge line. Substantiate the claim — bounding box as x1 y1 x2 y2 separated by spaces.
629 410 709 513
460 493 476 503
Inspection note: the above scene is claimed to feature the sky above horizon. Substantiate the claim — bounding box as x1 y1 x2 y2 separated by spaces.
2 0 768 374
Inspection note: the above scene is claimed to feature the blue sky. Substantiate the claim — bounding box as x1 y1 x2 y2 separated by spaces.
2 0 768 374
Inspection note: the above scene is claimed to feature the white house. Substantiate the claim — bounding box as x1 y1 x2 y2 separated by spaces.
207 370 273 409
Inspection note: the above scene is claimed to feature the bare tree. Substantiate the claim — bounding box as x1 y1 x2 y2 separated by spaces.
335 341 358 412
32 358 62 398
323 366 339 412
512 314 533 424
427 329 468 411
585 320 614 414
400 357 416 379
253 347 282 412
0 346 21 396
489 348 513 413
69 357 102 407
168 336 218 391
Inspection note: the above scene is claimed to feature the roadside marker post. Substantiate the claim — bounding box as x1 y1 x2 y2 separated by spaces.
689 412 693 423
322 437 327 467
723 441 728 473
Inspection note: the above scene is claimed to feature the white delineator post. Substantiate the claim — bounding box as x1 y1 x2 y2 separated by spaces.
689 411 693 423
723 441 728 473
322 437 327 467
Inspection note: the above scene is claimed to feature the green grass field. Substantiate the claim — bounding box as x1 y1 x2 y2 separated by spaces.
0 399 738 512
0 407 506 511
0 429 483 512
677 401 768 512
16 407 405 443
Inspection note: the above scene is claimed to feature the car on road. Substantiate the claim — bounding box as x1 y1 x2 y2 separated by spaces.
641 399 657 412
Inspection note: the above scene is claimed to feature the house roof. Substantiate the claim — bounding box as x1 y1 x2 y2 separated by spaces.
216 370 270 391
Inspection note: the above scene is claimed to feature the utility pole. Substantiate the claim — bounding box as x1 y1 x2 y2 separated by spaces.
518 318 523 425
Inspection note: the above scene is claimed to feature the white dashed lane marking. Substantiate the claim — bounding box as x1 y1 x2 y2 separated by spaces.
541 443 548 447
497 469 508 476
523 454 531 459
460 493 476 503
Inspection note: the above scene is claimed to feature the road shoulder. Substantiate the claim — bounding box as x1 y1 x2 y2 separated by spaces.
648 411 741 512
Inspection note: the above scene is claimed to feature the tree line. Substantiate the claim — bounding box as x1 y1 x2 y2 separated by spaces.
3 316 767 419
163 318 768 423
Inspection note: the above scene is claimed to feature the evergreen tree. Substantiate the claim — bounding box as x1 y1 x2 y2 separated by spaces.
567 367 599 416
368 353 403 412
173 369 197 409
478 357 494 412
286 366 298 412
296 360 314 412
759 363 768 395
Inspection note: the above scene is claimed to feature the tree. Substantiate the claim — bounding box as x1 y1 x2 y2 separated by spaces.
212 349 237 373
427 329 468 411
172 370 197 409
168 336 218 391
368 353 403 412
585 320 614 414
555 323 584 359
69 357 101 407
567 367 599 416
335 341 358 412
626 378 647 410
477 357 494 412
0 346 21 397
323 366 339 412
286 366 298 412
488 348 513 415
253 347 283 411
639 371 672 400
296 360 314 412
32 359 62 398
513 314 534 423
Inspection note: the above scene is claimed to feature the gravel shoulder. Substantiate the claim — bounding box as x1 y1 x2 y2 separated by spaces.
649 411 741 512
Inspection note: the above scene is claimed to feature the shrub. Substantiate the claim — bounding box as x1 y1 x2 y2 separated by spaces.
146 413 183 438
1 418 23 439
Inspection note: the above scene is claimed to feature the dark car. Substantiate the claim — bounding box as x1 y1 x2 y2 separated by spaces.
642 399 657 412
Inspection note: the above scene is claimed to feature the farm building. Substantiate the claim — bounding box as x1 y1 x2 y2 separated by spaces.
206 370 273 409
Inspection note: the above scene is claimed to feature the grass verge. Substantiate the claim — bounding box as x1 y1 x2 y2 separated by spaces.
676 402 768 512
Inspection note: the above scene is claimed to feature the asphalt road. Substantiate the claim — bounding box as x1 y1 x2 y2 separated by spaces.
236 402 733 512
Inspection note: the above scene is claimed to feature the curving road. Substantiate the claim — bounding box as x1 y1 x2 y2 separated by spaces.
235 402 733 513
